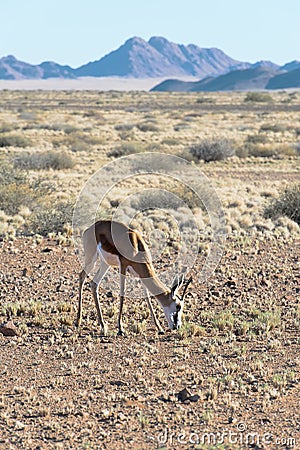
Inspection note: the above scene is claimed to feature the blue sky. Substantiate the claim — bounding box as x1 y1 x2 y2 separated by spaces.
1 0 299 67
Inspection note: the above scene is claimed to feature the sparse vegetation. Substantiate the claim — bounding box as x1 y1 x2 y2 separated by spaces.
108 142 144 157
0 165 51 216
13 151 75 170
244 92 273 102
28 201 74 236
136 121 159 132
0 134 31 147
0 164 73 236
260 123 286 133
189 139 235 162
264 183 300 225
0 89 299 449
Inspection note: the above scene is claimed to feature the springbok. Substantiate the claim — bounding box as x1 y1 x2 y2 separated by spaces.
76 220 192 335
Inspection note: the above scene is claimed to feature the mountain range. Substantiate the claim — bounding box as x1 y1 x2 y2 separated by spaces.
1 36 299 90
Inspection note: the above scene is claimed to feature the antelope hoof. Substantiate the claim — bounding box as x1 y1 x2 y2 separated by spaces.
158 329 165 335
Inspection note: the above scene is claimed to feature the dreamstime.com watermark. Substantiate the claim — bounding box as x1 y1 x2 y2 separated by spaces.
155 423 297 447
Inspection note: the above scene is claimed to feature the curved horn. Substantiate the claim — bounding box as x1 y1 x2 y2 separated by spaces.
181 276 192 299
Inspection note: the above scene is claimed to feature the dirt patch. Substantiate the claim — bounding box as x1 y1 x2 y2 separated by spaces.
0 236 299 449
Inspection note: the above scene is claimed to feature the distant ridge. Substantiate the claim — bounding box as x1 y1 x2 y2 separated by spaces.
0 37 299 90
151 65 285 92
0 55 75 80
266 67 300 89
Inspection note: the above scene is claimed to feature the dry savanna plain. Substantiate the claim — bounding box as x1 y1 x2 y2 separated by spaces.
0 89 299 449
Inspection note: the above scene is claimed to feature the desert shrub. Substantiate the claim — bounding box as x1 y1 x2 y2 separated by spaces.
174 123 191 132
52 133 104 152
108 142 144 158
29 201 74 236
0 123 15 133
247 146 278 158
276 145 298 157
0 134 31 147
246 144 297 158
235 146 249 158
161 138 178 146
260 123 286 133
146 143 162 152
195 97 215 104
244 92 273 103
264 184 300 225
24 123 77 133
0 165 52 215
114 124 135 131
14 151 75 170
18 111 36 121
189 139 235 162
137 122 159 132
131 190 182 211
246 134 268 144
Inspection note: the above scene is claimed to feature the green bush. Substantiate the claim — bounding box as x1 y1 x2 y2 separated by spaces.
14 151 75 170
189 139 235 162
264 184 300 225
0 134 31 147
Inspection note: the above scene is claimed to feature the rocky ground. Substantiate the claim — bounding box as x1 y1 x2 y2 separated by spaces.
0 235 299 449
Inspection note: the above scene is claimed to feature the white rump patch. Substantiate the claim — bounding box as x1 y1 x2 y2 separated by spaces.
97 243 119 266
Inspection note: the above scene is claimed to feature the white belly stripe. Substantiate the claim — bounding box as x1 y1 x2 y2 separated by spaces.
97 243 140 277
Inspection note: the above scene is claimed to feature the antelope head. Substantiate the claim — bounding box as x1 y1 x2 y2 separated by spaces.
164 275 192 330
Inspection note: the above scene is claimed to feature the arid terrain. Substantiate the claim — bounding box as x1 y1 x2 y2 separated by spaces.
0 90 299 449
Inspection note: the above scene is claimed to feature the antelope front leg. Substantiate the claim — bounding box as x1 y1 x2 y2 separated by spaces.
76 269 87 327
145 289 165 335
118 264 127 336
91 263 109 335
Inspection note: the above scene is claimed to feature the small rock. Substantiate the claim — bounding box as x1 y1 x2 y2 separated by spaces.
177 388 191 402
14 420 26 430
0 321 19 337
224 280 237 288
102 409 111 419
228 416 237 424
189 394 200 402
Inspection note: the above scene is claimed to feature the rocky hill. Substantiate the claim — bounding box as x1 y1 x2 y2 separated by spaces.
76 36 248 78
